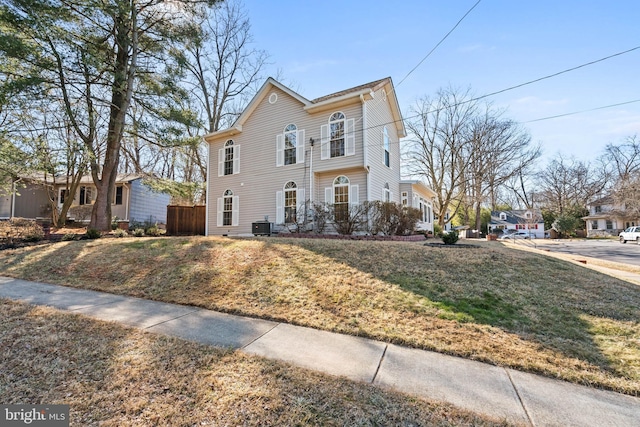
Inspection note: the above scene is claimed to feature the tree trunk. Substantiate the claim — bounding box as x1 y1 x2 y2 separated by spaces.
89 3 136 231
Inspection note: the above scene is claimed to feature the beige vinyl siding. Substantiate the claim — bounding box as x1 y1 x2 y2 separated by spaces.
364 87 403 203
207 86 317 235
316 169 367 205
313 102 364 173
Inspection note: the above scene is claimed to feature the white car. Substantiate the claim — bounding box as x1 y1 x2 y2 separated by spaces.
499 231 534 240
619 226 640 243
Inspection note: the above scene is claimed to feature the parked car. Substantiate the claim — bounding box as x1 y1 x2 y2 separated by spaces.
499 231 534 240
619 226 640 243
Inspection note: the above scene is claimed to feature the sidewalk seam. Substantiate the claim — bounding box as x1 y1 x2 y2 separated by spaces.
241 322 281 349
370 344 388 384
142 309 202 330
505 368 535 427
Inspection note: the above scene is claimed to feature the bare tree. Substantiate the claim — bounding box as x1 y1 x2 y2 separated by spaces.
464 109 540 231
537 155 608 216
601 135 640 220
405 87 478 228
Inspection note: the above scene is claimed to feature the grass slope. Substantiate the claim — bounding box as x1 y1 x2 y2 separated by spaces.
1 236 638 396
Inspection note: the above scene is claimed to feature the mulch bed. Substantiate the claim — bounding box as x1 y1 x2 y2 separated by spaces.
278 233 428 242
424 242 481 248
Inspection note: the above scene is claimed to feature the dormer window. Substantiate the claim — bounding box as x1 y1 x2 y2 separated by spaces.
499 212 507 221
525 211 532 219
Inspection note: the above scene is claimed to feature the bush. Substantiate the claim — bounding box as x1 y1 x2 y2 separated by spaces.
369 202 420 236
145 225 163 236
62 233 78 241
113 228 128 238
433 223 443 237
133 228 145 237
85 228 101 239
441 230 459 245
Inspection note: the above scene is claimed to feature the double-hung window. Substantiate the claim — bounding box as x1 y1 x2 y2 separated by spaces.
324 175 358 223
276 124 305 166
276 181 305 224
329 112 345 158
320 112 355 160
383 126 390 167
217 189 239 227
218 139 240 176
79 186 92 205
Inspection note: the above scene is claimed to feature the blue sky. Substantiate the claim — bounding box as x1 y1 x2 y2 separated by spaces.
241 0 640 165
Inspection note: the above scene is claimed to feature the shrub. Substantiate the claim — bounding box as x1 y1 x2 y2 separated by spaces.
113 228 128 238
441 230 459 245
85 228 101 239
133 228 145 237
62 233 78 241
145 225 163 236
433 223 443 237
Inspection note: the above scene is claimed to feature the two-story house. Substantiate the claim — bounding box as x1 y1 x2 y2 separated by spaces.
582 195 637 237
203 77 435 236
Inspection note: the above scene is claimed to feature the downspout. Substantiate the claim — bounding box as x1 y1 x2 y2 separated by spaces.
360 94 370 202
204 137 210 236
309 139 314 204
309 138 314 231
10 179 16 218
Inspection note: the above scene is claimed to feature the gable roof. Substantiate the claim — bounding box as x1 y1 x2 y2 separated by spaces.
203 76 406 141
490 209 543 225
310 78 389 103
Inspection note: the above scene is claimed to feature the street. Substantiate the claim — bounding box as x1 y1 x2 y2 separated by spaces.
524 239 640 267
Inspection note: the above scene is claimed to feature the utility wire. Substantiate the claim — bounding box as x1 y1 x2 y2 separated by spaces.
469 45 640 103
397 0 483 87
523 99 640 123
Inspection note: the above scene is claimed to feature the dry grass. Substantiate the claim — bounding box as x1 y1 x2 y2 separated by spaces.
0 299 511 426
1 236 639 396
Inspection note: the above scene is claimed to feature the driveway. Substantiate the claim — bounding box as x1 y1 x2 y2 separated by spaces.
530 239 640 267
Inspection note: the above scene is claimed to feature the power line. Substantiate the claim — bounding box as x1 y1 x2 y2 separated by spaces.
470 45 640 103
397 0 482 87
523 99 640 123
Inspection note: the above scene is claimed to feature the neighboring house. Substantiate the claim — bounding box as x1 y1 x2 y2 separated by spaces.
582 195 638 238
0 174 170 225
203 77 436 236
488 209 545 239
399 180 436 233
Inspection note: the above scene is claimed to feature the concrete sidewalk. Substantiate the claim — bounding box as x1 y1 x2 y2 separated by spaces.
1 276 638 426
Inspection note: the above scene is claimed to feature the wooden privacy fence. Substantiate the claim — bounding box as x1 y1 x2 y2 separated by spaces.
166 205 206 236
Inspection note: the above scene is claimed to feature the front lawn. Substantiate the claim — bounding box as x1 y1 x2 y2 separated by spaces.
0 236 638 395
